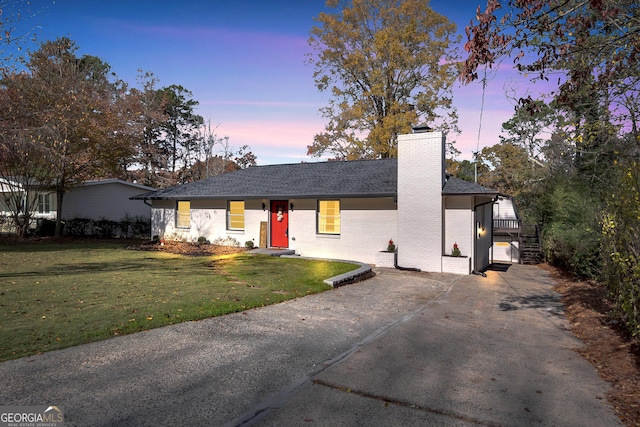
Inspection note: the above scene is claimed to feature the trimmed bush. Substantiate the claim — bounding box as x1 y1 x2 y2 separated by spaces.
61 217 151 239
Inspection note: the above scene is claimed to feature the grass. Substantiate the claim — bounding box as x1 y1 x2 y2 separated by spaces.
0 241 358 362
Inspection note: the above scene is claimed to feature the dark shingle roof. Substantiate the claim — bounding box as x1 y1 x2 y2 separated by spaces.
442 175 498 196
132 159 497 200
132 158 398 200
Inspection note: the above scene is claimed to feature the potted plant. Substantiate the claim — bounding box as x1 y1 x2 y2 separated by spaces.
387 239 396 253
375 238 396 267
442 242 470 274
451 242 461 257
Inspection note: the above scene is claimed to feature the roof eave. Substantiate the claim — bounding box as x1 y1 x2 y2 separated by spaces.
134 192 397 201
442 191 499 196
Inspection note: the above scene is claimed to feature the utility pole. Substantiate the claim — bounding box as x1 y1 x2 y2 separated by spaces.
473 151 478 183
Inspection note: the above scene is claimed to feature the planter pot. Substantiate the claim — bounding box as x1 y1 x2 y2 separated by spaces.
442 255 470 275
375 251 396 268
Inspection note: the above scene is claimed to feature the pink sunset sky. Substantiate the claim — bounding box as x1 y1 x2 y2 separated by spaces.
12 0 552 165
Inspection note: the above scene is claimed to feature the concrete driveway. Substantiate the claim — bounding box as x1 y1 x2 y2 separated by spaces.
0 264 620 426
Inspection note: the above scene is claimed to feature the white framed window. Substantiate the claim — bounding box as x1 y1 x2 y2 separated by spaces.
37 194 51 213
227 201 245 230
317 200 340 234
176 200 190 228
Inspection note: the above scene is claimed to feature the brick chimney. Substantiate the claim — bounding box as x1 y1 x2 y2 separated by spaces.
396 130 445 271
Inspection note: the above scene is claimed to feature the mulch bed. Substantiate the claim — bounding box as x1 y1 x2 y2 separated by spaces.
126 240 247 257
541 264 640 426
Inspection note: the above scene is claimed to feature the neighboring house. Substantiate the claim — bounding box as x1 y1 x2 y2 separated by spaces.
492 195 521 263
0 177 56 220
133 130 499 275
492 195 543 264
61 179 156 221
1 178 155 222
0 177 20 217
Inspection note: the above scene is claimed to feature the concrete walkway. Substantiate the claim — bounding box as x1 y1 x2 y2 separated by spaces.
0 264 620 426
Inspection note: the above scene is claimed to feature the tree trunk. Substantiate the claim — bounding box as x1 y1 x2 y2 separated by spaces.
54 186 65 238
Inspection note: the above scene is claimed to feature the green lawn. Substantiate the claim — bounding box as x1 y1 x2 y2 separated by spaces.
0 241 358 362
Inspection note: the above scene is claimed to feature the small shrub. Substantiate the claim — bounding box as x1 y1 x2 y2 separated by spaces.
34 219 56 237
387 239 396 253
245 240 255 249
197 236 208 244
212 236 241 247
451 242 461 257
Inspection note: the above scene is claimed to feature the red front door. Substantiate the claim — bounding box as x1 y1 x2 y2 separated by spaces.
270 200 289 248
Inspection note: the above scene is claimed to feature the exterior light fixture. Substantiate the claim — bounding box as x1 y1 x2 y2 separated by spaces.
289 202 294 211
262 203 266 211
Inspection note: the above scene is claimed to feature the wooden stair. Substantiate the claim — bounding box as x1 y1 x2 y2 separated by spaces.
520 224 543 264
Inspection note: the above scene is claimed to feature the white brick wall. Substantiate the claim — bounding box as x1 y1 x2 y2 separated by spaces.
444 197 474 258
397 131 445 272
289 198 397 264
151 199 268 245
150 200 175 239
152 197 397 263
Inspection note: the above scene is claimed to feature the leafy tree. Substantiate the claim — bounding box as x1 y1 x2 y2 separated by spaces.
500 99 554 162
540 131 576 174
462 0 639 219
122 82 205 188
0 74 52 236
3 37 138 236
462 0 639 159
180 156 233 184
122 71 170 188
544 177 601 278
0 0 42 64
234 144 257 170
157 85 203 178
477 142 544 199
462 0 638 86
601 161 640 338
448 159 478 183
307 0 460 159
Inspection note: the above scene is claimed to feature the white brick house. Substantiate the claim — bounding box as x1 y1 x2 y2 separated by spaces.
133 130 498 274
